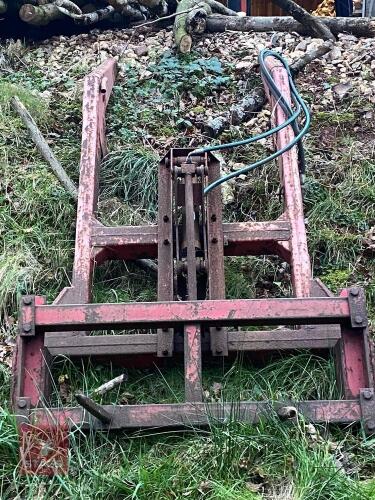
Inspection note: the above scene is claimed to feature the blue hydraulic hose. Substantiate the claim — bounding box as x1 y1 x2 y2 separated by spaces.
188 49 311 195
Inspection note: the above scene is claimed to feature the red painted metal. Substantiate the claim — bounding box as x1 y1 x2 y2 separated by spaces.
90 220 291 260
12 296 47 408
263 56 311 297
24 400 363 430
33 297 350 331
335 289 372 398
12 56 373 475
54 58 117 308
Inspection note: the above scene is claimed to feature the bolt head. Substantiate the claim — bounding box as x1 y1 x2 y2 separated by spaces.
23 323 32 333
363 389 373 400
162 350 169 356
23 297 32 305
163 239 170 245
211 237 218 244
366 419 375 432
18 399 27 409
355 315 363 324
350 288 359 297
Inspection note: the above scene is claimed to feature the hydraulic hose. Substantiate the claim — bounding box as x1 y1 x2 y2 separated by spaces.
188 50 311 195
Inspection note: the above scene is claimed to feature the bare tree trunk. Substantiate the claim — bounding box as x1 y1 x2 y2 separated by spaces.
271 0 335 40
206 15 375 38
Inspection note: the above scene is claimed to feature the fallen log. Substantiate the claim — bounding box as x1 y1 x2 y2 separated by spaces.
271 0 335 41
11 96 78 200
54 1 117 25
206 15 375 38
205 87 266 137
19 3 65 25
76 5 115 25
108 0 165 12
19 3 66 25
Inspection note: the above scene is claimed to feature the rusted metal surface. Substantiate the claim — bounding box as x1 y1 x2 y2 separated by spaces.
33 296 351 331
184 324 202 401
335 288 372 399
182 163 202 401
19 295 36 337
90 221 291 260
206 154 228 356
157 152 174 357
264 56 311 298
75 392 112 424
68 58 117 307
347 287 368 329
91 224 158 260
359 388 375 434
45 326 340 357
12 296 47 408
23 400 362 431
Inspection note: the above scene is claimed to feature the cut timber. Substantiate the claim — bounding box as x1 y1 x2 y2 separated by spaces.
11 96 78 200
108 0 162 10
174 0 238 53
271 0 335 40
19 3 64 25
0 0 7 14
206 15 375 38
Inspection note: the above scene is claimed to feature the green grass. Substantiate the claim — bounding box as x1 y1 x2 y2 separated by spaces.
101 146 159 221
2 353 375 499
0 33 374 499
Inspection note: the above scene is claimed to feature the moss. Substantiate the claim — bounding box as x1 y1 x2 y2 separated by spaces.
314 111 356 125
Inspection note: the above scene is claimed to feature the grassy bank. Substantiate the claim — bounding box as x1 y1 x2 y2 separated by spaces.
0 30 374 498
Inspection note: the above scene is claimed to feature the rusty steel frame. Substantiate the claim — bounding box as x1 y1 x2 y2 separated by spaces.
12 56 374 474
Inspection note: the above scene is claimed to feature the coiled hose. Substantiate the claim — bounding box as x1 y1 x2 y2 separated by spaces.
188 49 311 195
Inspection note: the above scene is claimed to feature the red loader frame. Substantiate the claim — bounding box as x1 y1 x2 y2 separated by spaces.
12 56 374 475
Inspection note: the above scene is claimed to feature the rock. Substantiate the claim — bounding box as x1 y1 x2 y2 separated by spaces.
332 82 352 99
134 44 149 57
235 60 253 71
295 40 308 51
328 46 342 62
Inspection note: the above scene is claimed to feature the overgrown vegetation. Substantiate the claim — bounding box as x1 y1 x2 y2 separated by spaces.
0 32 374 499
